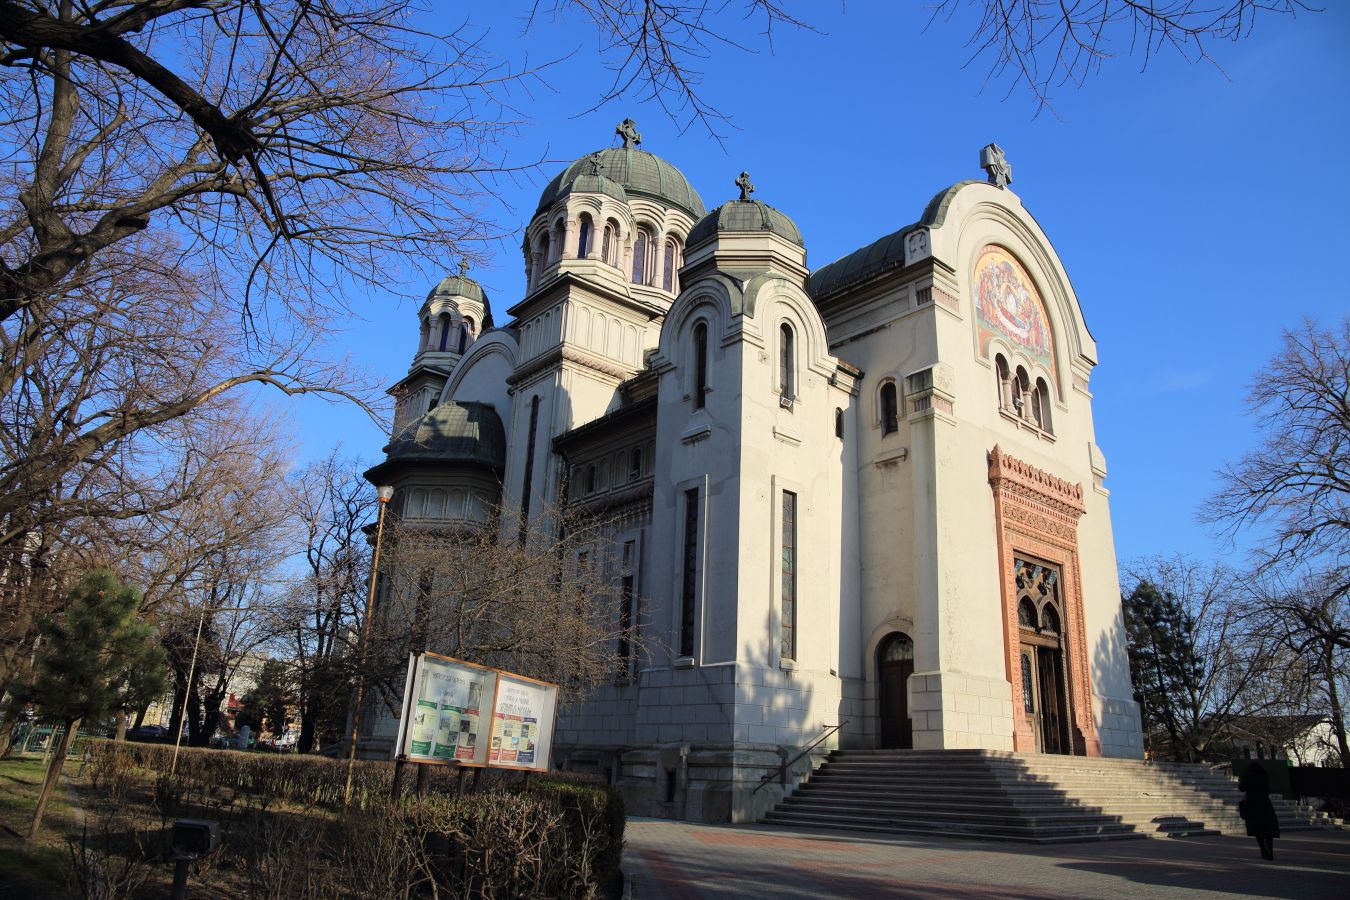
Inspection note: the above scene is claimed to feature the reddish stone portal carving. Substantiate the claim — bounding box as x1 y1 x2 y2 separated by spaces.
988 445 1100 756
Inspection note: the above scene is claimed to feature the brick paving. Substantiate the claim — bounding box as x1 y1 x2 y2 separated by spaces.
623 819 1350 899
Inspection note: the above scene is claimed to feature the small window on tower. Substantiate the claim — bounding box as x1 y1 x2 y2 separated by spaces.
880 381 899 435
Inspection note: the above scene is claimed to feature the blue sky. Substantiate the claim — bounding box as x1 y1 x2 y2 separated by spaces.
277 2 1350 574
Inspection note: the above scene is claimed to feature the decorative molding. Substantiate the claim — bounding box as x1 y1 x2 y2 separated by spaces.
988 445 1100 757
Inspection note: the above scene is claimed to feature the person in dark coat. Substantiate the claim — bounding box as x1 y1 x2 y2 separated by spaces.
1238 761 1280 860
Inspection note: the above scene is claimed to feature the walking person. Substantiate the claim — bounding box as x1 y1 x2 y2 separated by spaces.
1238 761 1280 860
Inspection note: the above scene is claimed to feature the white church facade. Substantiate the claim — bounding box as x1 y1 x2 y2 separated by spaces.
364 124 1144 822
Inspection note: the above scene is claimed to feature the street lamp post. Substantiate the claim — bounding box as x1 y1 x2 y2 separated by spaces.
343 484 395 809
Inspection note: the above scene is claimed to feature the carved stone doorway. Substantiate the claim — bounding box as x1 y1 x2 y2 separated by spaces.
878 632 914 749
1016 573 1071 754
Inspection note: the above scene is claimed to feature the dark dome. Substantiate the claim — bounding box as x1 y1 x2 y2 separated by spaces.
375 401 506 473
537 147 705 218
425 272 487 308
686 199 804 249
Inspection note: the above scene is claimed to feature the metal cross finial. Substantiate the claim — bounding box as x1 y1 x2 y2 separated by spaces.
980 143 1013 189
585 152 604 176
616 118 642 148
735 171 755 201
458 258 470 276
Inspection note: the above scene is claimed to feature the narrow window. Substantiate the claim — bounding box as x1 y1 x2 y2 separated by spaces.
996 355 1011 410
880 381 899 435
458 323 469 354
578 216 592 258
437 313 452 352
693 321 708 409
834 407 844 439
602 222 615 265
662 239 677 291
463 316 475 337
586 465 597 494
518 396 541 543
632 229 649 284
679 488 700 658
629 447 642 480
1036 378 1053 433
779 323 795 404
618 540 636 674
1012 367 1029 417
781 490 798 661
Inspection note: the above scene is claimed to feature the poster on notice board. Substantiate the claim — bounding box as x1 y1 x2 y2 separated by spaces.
487 672 558 771
394 652 497 767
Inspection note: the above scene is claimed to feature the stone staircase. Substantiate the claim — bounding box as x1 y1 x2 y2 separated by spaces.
762 750 1338 844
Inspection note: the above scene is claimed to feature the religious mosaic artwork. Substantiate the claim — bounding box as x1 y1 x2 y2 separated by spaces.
974 245 1055 377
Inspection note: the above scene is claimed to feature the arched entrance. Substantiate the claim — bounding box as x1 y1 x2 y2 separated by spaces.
1015 562 1071 754
878 632 914 749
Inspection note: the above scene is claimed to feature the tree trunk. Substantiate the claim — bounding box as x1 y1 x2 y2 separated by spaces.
114 711 128 741
0 718 18 758
29 718 77 839
1323 645 1349 765
298 709 317 754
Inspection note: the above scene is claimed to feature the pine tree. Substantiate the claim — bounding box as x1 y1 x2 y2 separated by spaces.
24 570 166 838
1124 580 1209 760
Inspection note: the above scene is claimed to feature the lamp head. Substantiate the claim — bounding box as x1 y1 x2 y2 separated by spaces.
377 485 394 503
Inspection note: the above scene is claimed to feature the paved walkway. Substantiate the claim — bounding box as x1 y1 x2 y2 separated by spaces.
623 819 1350 899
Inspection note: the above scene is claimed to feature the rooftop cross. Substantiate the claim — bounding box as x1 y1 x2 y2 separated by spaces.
735 170 755 201
616 118 642 148
458 258 470 276
980 143 1013 189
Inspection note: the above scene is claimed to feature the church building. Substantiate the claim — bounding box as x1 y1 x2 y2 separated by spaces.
364 122 1145 822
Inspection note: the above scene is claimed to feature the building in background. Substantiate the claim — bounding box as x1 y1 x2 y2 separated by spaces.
363 123 1144 821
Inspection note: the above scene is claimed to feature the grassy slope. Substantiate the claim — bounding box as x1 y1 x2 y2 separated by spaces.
0 757 77 898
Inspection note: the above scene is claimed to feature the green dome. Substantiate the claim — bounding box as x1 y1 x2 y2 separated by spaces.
686 199 804 249
537 147 705 218
425 272 487 308
371 401 506 474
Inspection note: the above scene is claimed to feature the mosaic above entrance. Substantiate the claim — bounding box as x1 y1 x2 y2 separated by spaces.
974 245 1055 377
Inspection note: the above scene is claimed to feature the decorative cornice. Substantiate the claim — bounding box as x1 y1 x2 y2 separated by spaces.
987 445 1085 518
507 344 635 387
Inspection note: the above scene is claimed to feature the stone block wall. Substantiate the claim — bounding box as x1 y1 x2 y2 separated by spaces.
909 669 1015 750
1094 694 1145 759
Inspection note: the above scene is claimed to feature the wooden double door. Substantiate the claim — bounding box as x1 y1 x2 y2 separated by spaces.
1019 636 1070 755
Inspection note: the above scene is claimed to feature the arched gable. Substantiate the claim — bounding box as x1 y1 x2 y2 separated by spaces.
443 330 518 425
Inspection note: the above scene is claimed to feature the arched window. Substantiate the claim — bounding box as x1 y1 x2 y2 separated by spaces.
662 238 678 291
778 322 795 405
1035 378 1053 433
577 215 592 258
880 632 914 663
835 407 844 439
458 323 470 354
586 465 597 494
631 229 649 284
420 318 430 352
1013 367 1030 417
535 233 550 284
693 320 709 409
437 313 452 352
603 220 618 266
629 447 642 480
552 218 565 262
995 354 1011 410
880 381 899 435
1018 598 1037 629
1040 604 1061 635
464 316 475 338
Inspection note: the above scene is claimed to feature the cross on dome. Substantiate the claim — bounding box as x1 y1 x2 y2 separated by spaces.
616 118 642 148
736 171 755 201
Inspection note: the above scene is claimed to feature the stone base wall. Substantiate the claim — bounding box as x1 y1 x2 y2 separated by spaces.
555 682 640 747
909 669 1015 750
1094 694 1145 759
614 742 830 824
838 676 870 749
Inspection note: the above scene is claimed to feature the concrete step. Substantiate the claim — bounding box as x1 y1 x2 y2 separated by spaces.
762 810 1148 843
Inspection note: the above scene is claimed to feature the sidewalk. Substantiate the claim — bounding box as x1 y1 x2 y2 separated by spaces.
623 819 1350 899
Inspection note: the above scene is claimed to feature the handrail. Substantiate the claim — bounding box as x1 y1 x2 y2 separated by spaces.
753 720 847 794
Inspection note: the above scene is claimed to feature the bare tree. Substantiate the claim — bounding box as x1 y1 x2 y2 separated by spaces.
936 0 1313 112
269 452 376 753
371 504 645 710
1242 570 1349 764
1203 319 1349 597
1122 555 1282 761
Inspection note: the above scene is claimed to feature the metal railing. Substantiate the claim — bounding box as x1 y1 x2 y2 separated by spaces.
753 720 847 794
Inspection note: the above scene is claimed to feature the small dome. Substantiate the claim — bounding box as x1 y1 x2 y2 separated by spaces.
537 147 705 218
378 401 506 471
424 272 487 309
686 199 804 249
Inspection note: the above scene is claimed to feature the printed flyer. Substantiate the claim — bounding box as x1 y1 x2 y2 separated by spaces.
398 653 496 766
488 673 558 771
